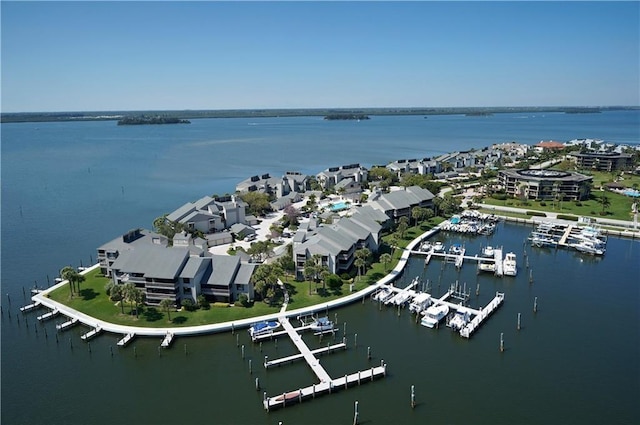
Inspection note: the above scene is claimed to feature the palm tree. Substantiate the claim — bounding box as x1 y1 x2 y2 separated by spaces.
380 253 392 272
411 206 423 227
110 284 125 314
397 216 409 239
598 193 611 215
123 283 138 316
354 257 366 282
159 298 173 322
60 266 84 298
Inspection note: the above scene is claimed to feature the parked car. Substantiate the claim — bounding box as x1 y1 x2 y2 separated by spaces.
244 234 257 242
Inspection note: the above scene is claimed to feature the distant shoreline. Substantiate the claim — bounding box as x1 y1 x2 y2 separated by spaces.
2 106 638 124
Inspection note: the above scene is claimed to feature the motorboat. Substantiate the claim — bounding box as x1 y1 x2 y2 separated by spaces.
249 320 280 338
481 245 494 257
502 252 517 276
310 316 334 332
571 240 605 256
448 307 472 331
432 241 445 253
420 241 433 252
373 286 394 303
530 235 557 248
408 293 432 314
449 243 463 255
420 304 450 328
478 261 496 273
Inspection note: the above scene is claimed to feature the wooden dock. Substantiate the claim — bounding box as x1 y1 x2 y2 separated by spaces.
280 317 332 382
493 248 504 276
117 333 135 347
264 342 346 368
37 309 59 321
251 323 315 342
558 225 574 246
56 317 79 331
80 326 102 341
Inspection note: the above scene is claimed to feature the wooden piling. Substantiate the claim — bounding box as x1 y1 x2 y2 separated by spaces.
354 333 358 348
500 333 504 352
534 297 538 313
517 313 521 331
249 359 252 374
411 385 416 408
241 344 245 359
353 401 359 425
236 333 239 347
367 346 371 360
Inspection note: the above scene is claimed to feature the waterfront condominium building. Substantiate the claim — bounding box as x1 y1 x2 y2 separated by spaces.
498 169 593 201
572 152 634 172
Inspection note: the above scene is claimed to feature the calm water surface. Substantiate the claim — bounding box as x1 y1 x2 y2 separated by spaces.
2 112 639 424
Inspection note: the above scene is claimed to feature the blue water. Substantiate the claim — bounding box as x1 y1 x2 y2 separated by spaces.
331 201 350 211
1 110 639 424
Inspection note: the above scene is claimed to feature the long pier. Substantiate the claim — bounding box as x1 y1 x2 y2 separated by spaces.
260 316 387 410
459 292 505 338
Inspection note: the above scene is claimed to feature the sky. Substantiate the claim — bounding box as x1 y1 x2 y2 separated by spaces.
1 1 639 112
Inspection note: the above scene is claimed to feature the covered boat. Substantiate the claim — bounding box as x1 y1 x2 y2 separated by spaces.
249 320 280 338
420 304 450 328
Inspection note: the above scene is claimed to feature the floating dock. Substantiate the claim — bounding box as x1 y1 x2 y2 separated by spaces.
37 308 59 321
160 332 174 348
56 317 79 331
80 326 102 341
19 301 41 313
117 333 135 347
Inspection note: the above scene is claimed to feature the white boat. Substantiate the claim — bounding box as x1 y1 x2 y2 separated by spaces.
571 240 605 255
420 241 432 252
503 252 517 276
373 286 393 303
409 293 432 314
420 304 450 328
249 320 280 338
530 235 557 248
481 246 494 257
449 243 463 255
390 291 412 306
432 241 445 252
478 261 496 273
448 307 472 331
310 316 334 332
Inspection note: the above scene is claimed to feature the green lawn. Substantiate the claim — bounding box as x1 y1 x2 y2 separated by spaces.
47 219 444 328
481 191 636 221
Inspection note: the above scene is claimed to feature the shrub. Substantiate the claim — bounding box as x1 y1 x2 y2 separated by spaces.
236 293 249 307
539 202 547 207
492 193 507 200
325 274 343 291
213 302 230 308
526 211 546 217
197 295 210 310
340 273 352 281
574 201 583 206
181 298 198 311
557 214 579 221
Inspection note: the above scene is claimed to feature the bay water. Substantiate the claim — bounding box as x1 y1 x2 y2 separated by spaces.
1 111 639 424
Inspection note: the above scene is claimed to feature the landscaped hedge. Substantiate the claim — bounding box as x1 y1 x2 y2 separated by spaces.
557 214 579 221
526 211 547 217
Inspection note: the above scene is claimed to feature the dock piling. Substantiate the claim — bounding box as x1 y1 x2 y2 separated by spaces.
249 359 252 374
259 341 262 352
134 346 137 358
241 344 245 359
110 346 113 356
264 355 268 368
184 344 188 356
517 313 521 331
367 346 371 360
411 385 416 408
343 322 347 336
529 269 533 284
476 283 480 296
255 377 260 390
353 401 359 425
236 333 239 347
232 323 235 334
354 333 357 348
534 297 538 313
500 333 504 352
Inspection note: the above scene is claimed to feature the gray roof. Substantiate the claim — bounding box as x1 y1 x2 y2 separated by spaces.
180 257 207 279
352 205 390 223
194 196 216 210
207 255 240 287
207 231 233 242
111 245 189 280
98 229 166 253
235 263 257 285
230 223 255 235
369 186 434 212
166 203 196 222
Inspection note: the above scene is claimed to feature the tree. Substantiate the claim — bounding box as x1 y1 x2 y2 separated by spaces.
354 248 371 278
380 253 392 272
60 266 85 298
598 193 611 215
397 216 409 239
159 298 174 321
411 206 424 226
123 283 140 316
239 191 272 216
197 295 210 310
282 204 300 227
250 263 284 304
109 284 125 314
325 274 343 291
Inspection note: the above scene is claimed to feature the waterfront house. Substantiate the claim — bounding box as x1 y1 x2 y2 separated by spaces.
367 186 435 221
386 158 442 178
292 209 382 280
236 171 310 198
498 169 593 201
334 177 363 200
571 152 634 172
166 195 247 234
316 164 368 189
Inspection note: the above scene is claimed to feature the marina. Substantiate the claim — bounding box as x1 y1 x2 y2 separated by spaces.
259 315 387 410
529 221 608 255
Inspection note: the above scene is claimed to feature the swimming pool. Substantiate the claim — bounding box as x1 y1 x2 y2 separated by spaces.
330 201 350 211
623 189 640 197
